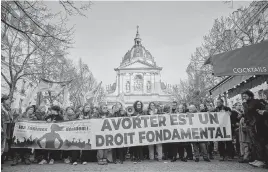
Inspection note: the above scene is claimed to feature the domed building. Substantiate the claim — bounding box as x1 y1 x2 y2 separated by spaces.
105 26 172 108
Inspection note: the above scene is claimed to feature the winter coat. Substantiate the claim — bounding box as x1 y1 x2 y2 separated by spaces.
239 117 251 143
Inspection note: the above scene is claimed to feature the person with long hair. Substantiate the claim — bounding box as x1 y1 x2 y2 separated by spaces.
132 101 145 163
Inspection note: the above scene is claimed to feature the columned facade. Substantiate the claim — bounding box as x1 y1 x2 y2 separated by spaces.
105 27 171 108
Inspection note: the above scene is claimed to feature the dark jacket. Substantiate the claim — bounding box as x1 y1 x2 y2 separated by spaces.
45 114 63 122
242 99 264 126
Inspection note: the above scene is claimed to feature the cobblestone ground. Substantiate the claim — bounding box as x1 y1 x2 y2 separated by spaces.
2 159 267 172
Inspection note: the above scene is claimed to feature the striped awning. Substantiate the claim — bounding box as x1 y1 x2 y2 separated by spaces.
209 75 253 97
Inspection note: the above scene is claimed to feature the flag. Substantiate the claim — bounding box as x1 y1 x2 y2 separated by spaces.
85 82 102 105
22 78 72 108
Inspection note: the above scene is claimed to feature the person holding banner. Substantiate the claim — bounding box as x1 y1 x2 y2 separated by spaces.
35 105 47 121
91 106 100 119
169 101 179 162
11 106 37 166
111 107 127 164
62 107 80 165
97 105 110 165
80 104 98 164
38 105 64 165
189 104 210 162
215 99 233 162
147 102 162 162
206 103 216 160
75 105 83 120
174 104 188 162
131 101 145 164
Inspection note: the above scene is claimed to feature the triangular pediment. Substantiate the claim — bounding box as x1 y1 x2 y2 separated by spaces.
119 60 156 69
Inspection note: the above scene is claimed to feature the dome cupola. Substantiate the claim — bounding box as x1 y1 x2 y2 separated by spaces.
120 26 157 67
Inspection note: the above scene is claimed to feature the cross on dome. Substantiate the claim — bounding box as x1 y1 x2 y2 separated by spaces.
134 25 141 45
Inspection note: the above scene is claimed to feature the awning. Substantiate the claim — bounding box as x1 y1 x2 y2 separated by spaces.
228 75 268 98
204 41 268 76
209 75 253 97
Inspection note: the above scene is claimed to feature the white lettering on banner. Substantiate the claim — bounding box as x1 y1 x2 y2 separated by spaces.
12 120 92 150
90 112 232 149
233 67 267 74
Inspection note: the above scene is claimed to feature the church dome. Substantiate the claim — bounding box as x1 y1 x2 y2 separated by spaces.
120 26 156 67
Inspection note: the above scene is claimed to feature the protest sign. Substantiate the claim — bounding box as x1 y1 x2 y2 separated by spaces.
12 112 231 150
11 120 92 150
90 112 232 149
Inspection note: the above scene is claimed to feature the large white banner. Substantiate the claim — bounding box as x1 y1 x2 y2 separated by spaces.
90 112 232 149
12 112 232 150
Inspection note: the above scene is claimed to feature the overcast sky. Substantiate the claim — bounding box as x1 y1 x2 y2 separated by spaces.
45 1 251 86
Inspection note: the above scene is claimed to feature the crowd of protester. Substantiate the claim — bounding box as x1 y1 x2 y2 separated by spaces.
1 89 268 169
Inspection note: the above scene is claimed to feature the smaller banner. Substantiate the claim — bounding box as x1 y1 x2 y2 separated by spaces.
12 120 92 150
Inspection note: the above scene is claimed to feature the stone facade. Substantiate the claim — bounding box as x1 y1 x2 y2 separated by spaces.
105 27 171 108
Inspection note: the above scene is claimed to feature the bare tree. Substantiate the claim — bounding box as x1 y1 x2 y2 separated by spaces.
68 58 96 107
1 1 91 102
178 2 268 104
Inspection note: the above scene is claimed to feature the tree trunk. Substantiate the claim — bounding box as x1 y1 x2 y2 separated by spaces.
8 81 16 103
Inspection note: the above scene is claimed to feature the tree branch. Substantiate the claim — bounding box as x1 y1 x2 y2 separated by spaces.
1 72 11 86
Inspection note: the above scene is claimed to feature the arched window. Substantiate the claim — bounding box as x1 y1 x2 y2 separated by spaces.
134 75 143 91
